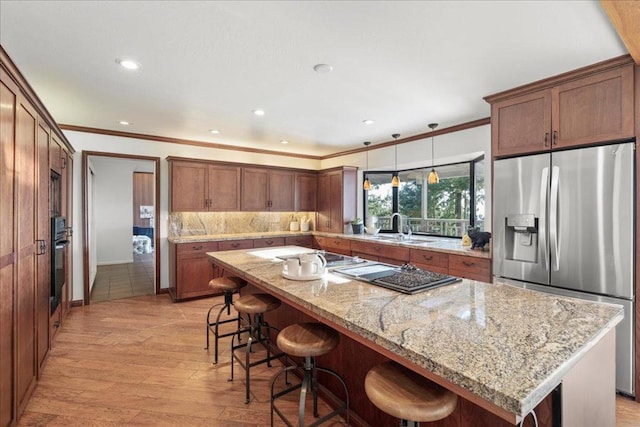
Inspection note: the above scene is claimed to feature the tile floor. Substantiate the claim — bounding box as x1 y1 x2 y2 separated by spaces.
91 252 155 303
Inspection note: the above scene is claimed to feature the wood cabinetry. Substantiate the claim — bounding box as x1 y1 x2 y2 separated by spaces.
487 59 635 158
448 254 491 282
284 235 314 248
409 248 449 274
314 236 352 255
253 237 285 248
241 168 294 211
169 241 219 301
316 167 357 233
169 160 241 212
350 240 410 265
294 172 317 211
2 46 74 425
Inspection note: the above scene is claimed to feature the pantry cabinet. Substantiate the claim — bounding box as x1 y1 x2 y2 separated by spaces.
487 58 635 158
1 49 74 425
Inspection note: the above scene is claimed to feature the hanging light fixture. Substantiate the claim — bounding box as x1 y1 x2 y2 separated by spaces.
363 141 372 191
427 123 439 184
391 134 400 187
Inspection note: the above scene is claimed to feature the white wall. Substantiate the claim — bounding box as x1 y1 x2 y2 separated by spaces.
66 126 490 302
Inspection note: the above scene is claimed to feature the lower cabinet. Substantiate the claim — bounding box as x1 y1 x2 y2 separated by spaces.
169 241 219 301
448 254 491 282
350 240 409 266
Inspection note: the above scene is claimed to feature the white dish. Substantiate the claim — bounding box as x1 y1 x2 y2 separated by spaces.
282 271 324 281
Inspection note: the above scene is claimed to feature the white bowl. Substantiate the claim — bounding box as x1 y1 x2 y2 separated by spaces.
365 226 380 236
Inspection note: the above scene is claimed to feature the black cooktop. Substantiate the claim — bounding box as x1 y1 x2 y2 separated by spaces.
333 263 460 295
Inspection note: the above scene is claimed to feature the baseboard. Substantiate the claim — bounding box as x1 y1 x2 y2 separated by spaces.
97 260 134 266
71 300 84 307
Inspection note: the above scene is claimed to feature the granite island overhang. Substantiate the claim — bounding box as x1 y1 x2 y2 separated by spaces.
207 246 623 426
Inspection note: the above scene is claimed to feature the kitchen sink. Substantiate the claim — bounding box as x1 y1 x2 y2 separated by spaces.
373 235 435 244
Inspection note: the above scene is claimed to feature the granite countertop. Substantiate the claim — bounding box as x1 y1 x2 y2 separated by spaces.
207 246 623 419
169 230 490 258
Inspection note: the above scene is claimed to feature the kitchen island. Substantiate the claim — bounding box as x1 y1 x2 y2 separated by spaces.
208 246 622 426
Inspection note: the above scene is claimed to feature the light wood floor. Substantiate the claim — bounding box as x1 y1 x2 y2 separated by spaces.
19 294 640 426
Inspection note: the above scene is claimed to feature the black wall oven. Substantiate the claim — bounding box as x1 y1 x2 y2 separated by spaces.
51 216 69 312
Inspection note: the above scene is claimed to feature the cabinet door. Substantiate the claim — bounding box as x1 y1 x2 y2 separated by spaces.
63 155 73 317
170 161 207 211
15 93 38 415
284 236 314 248
0 69 17 427
175 253 216 299
553 66 634 149
36 121 50 374
294 172 317 211
449 254 491 282
328 172 344 233
208 165 240 211
269 170 294 211
492 90 552 158
49 135 62 174
253 237 285 248
316 173 331 232
241 167 269 211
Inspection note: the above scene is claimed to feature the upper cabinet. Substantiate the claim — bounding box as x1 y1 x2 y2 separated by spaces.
294 172 317 212
316 167 357 233
169 160 240 212
241 167 294 211
486 58 635 158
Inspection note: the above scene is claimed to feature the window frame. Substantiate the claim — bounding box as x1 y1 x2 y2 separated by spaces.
363 155 484 238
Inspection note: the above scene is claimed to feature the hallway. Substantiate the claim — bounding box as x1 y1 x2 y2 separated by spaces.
90 252 154 303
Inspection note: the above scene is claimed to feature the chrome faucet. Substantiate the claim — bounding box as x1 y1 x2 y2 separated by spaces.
390 213 409 241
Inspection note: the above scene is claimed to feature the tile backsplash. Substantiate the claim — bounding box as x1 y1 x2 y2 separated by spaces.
169 212 315 237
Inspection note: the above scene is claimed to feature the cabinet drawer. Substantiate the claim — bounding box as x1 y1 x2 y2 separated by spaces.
448 254 491 282
410 249 449 273
351 240 409 262
322 237 351 252
285 235 314 247
218 239 254 251
176 241 219 255
253 237 285 248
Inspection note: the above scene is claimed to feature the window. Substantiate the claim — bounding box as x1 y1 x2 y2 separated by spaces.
363 157 484 238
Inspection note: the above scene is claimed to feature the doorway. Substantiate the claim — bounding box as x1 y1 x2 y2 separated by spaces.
82 152 161 305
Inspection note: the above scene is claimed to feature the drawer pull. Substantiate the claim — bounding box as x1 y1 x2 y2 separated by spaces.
231 243 240 248
265 240 273 245
193 245 203 250
462 261 475 266
334 240 341 245
423 255 433 261
374 247 381 252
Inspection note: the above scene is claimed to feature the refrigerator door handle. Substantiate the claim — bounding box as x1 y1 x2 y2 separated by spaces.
539 167 549 269
549 166 560 271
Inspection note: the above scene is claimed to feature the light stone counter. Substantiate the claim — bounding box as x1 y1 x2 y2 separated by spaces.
169 230 490 259
208 246 622 423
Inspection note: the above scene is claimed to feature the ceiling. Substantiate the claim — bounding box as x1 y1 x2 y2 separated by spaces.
0 1 629 157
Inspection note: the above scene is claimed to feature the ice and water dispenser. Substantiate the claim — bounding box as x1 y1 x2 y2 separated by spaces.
503 214 538 263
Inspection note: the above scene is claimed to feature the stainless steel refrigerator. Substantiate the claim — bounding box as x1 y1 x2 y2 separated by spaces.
493 141 635 396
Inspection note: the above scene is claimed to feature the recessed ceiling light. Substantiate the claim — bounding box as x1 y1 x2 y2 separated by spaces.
209 129 220 134
280 140 289 144
363 119 375 125
116 58 141 70
313 64 333 74
119 121 130 125
253 109 265 116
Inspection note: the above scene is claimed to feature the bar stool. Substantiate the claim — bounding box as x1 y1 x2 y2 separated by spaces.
205 276 246 364
364 361 457 426
271 322 349 427
229 293 284 404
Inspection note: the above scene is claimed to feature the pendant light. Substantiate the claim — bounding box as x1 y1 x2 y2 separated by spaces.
391 133 400 187
427 123 439 184
363 141 372 191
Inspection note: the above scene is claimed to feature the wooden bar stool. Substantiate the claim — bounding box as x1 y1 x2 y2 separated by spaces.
364 361 457 426
205 276 247 364
271 322 349 427
229 293 284 404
